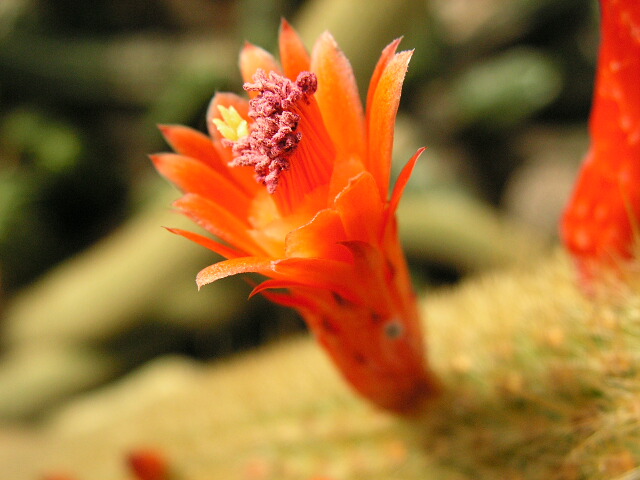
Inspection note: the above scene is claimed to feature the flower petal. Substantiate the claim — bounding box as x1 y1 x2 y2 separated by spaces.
279 19 311 80
158 124 226 172
328 152 366 201
151 153 251 218
310 32 366 160
366 49 413 198
387 147 424 219
335 171 384 244
173 193 264 256
196 256 274 288
273 257 364 304
285 209 349 260
165 227 244 259
366 38 402 116
251 282 321 311
248 279 304 298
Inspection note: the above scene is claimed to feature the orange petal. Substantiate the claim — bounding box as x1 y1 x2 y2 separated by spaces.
366 38 402 115
273 257 364 304
284 209 349 260
366 49 413 198
165 227 244 259
273 96 335 215
249 279 303 298
279 19 311 80
196 256 274 288
387 147 424 219
335 172 384 244
151 153 251 218
158 124 226 172
251 282 320 310
173 193 263 256
328 152 366 201
310 32 366 160
248 280 321 308
381 147 423 244
239 42 281 96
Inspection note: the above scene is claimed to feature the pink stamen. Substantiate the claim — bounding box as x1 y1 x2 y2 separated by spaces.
228 70 317 193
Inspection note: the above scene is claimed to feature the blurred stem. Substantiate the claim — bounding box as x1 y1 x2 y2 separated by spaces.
9 252 640 478
0 31 235 105
1 183 247 349
398 192 548 272
238 0 288 49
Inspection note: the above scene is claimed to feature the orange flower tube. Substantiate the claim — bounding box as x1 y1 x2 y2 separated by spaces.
561 0 640 279
152 20 440 413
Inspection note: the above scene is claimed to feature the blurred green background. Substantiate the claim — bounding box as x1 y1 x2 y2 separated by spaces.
0 0 597 421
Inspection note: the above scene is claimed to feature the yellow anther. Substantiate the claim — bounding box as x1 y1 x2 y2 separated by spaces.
212 105 249 141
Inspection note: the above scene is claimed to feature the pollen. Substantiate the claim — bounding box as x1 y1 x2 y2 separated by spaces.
212 105 249 142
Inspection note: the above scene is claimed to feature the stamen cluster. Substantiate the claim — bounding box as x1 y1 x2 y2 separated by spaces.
228 69 318 193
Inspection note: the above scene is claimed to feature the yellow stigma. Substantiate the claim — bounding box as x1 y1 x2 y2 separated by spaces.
212 105 249 141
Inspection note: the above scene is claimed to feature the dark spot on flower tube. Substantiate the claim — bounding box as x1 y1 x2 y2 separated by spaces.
321 317 340 335
331 291 351 306
384 320 404 339
352 352 367 365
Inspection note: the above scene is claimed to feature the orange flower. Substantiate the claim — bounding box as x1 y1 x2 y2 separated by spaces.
561 0 640 283
152 20 440 413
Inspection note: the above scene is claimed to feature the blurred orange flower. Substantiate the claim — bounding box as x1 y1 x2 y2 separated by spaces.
561 0 640 281
152 20 439 413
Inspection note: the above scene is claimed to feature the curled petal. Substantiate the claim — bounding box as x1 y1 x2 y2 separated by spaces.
249 279 304 298
248 280 323 311
387 147 424 221
310 31 366 160
279 19 311 80
252 283 322 311
366 49 413 198
165 227 244 259
366 38 402 115
198 255 363 305
196 257 274 288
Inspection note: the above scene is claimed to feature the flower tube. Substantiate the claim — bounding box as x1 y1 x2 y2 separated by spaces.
562 0 640 280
